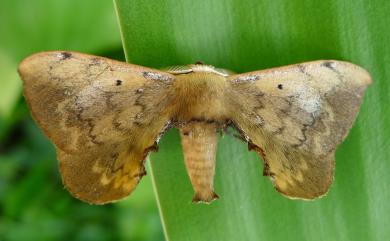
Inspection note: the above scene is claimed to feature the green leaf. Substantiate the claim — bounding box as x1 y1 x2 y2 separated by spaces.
115 0 388 240
0 52 21 120
0 0 121 59
0 2 164 240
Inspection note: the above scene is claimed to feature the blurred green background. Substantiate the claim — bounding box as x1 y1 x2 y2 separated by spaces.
1 0 390 241
0 1 163 241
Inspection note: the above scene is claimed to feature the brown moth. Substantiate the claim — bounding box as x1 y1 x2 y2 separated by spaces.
18 51 372 204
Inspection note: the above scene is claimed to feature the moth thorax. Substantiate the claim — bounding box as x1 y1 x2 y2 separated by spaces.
173 72 227 120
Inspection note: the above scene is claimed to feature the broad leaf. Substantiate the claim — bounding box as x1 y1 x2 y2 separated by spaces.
115 1 388 240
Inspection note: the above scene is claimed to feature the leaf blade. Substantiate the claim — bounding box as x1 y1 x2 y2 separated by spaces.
114 0 389 240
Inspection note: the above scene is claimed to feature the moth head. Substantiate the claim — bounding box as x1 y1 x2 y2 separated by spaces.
163 64 235 77
191 62 236 76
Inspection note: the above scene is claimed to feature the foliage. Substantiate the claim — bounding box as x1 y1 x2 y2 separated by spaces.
0 1 163 240
114 0 390 240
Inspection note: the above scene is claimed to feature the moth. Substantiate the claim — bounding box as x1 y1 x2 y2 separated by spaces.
18 51 372 204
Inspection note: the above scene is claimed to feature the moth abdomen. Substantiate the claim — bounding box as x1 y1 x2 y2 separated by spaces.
179 121 219 203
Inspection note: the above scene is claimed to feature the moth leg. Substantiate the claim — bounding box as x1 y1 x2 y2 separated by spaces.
179 122 219 203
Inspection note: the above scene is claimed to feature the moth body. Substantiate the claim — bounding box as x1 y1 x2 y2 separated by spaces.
169 67 230 202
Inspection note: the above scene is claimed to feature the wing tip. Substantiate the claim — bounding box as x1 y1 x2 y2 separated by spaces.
18 51 87 75
18 51 61 79
320 60 373 87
